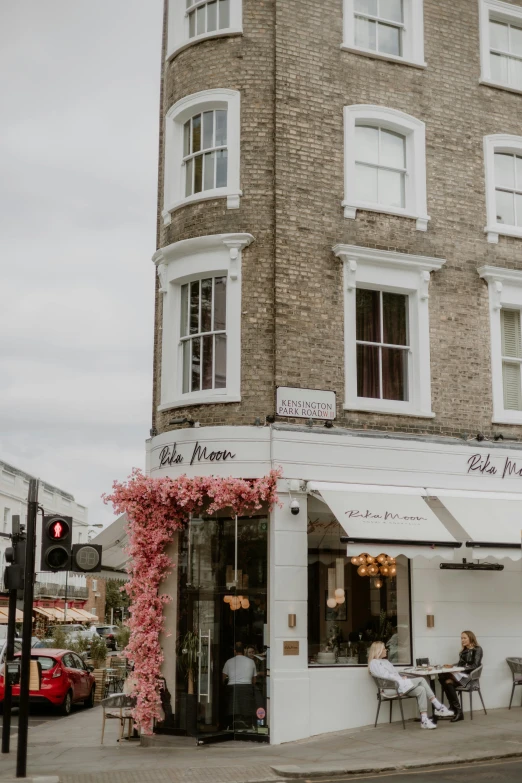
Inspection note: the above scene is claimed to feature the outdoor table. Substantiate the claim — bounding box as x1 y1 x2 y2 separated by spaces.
399 666 466 720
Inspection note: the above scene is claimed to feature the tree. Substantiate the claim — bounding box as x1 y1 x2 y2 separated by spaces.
105 579 130 619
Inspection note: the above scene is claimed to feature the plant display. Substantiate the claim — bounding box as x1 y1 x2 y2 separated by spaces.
89 634 108 667
104 467 281 734
177 630 199 695
116 622 131 651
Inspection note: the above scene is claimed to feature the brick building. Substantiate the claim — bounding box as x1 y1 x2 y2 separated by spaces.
147 0 522 744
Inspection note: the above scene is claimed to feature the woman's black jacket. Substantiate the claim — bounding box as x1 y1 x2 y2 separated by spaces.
457 646 483 672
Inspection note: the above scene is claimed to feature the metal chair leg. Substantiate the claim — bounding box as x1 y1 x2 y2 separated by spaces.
478 689 487 715
374 697 382 728
469 691 473 720
509 683 515 710
101 711 106 745
398 697 406 730
389 700 393 723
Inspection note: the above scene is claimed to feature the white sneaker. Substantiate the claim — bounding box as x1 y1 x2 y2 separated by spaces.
421 718 437 729
434 705 454 717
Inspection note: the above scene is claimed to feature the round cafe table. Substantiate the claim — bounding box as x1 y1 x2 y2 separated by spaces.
399 665 467 720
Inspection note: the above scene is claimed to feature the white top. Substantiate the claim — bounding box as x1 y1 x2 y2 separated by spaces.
369 658 415 694
223 654 256 685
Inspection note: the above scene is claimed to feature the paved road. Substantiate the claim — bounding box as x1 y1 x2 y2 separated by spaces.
331 758 522 782
0 703 83 733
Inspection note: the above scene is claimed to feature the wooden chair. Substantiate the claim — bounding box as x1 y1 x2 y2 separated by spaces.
506 657 522 709
372 676 418 729
455 666 487 720
100 693 136 744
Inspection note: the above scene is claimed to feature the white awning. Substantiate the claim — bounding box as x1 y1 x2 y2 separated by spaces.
427 488 522 561
308 482 461 560
89 513 129 579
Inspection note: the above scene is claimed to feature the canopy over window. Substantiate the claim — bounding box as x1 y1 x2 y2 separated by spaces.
427 489 522 561
307 482 461 560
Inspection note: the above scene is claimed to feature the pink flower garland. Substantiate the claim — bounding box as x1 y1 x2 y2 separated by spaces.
104 468 281 734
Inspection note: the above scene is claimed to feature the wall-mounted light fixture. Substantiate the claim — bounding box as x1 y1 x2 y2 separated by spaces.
288 614 296 628
426 614 435 628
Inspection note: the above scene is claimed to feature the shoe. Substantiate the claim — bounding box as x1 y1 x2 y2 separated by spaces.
421 718 437 729
450 710 464 723
434 705 454 717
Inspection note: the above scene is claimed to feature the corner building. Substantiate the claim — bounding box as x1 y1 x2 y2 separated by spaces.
148 0 522 743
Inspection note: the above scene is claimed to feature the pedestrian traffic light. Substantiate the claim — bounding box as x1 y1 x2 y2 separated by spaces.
40 515 72 572
71 544 102 573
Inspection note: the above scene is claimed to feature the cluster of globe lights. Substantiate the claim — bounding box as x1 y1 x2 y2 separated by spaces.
223 595 250 611
351 553 397 589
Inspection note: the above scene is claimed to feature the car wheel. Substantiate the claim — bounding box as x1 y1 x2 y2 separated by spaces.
84 686 95 709
60 690 73 716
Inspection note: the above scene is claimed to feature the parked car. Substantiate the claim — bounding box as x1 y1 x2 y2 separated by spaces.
95 625 120 651
52 624 97 644
0 638 22 666
0 649 96 715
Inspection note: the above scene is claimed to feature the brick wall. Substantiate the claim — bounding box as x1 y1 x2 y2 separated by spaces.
153 0 522 442
86 576 106 624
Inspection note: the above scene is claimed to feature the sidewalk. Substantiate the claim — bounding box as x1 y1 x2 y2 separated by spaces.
2 706 522 782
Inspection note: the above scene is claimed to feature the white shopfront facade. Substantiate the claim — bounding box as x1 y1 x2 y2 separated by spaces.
146 424 522 745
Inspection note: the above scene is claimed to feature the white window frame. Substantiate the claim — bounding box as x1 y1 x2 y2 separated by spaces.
153 232 254 410
163 89 241 225
342 0 425 68
479 0 522 94
484 134 522 243
478 265 522 424
334 244 445 417
167 0 243 60
343 105 429 231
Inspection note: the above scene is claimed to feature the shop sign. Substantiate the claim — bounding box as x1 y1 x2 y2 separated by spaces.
154 441 236 470
283 640 300 656
276 387 336 420
468 453 522 480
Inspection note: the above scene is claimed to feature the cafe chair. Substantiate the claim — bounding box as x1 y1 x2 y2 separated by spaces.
455 666 487 720
372 676 418 730
506 657 522 709
100 693 136 744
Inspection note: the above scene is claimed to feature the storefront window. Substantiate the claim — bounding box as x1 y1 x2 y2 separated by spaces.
308 518 411 666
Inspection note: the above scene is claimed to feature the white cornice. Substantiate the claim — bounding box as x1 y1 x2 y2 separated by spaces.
152 233 255 268
478 265 522 287
333 244 446 273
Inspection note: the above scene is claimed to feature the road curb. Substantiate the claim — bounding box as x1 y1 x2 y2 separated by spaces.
270 749 522 778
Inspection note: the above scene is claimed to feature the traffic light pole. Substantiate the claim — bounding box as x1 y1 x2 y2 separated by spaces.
16 478 38 779
1 586 18 754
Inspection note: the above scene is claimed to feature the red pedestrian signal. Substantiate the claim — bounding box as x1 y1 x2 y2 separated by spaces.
49 519 69 540
40 515 72 572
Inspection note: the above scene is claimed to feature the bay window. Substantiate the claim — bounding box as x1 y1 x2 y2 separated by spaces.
343 0 425 67
167 0 242 59
479 0 522 93
484 135 522 243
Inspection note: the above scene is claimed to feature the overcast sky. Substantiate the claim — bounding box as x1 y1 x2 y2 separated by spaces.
0 1 164 526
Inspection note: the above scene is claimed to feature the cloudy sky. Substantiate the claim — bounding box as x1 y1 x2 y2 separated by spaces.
0 1 164 525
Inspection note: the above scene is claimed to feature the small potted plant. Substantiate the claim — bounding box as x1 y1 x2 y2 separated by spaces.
177 631 199 735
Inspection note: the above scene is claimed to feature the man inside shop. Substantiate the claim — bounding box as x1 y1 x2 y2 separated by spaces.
222 641 257 729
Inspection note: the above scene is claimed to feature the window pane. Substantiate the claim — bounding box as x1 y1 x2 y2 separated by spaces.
180 284 189 337
378 169 405 207
215 110 227 146
219 0 230 29
495 153 515 189
182 341 191 394
517 193 522 226
185 158 193 197
214 276 227 330
202 334 214 390
196 5 205 35
503 362 522 410
204 151 215 190
207 1 217 32
496 188 515 224
216 149 228 187
183 121 191 157
509 55 522 88
357 344 380 399
382 348 408 401
189 10 196 38
203 111 214 149
356 288 380 342
355 0 378 14
511 25 522 56
191 337 201 392
490 20 509 51
355 163 378 203
491 52 508 83
383 292 407 346
378 22 401 56
355 125 379 164
379 0 403 23
215 334 227 388
355 17 377 50
380 129 405 169
201 278 213 333
501 309 521 358
192 114 201 153
194 154 203 193
190 280 199 334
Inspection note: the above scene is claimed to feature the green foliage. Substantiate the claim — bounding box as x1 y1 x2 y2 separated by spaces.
116 622 130 650
50 626 68 649
177 631 199 695
89 634 108 666
105 579 130 617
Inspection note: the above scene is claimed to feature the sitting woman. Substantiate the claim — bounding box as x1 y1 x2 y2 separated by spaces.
368 642 453 729
438 630 483 723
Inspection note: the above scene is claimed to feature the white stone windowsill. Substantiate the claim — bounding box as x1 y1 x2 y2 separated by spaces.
485 223 522 244
158 393 241 412
343 201 429 231
344 401 436 419
167 29 243 61
163 189 242 224
479 78 522 98
340 44 426 70
492 412 522 426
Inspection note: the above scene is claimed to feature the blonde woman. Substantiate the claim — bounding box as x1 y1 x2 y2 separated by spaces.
368 642 454 729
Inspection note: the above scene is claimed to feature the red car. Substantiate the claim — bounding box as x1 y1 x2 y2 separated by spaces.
0 649 96 715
